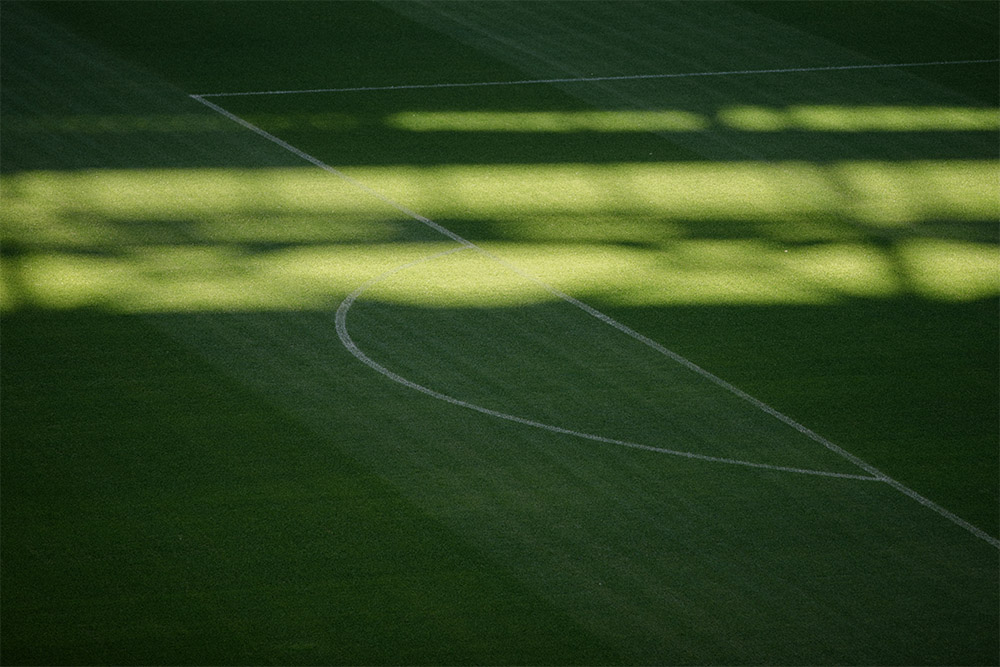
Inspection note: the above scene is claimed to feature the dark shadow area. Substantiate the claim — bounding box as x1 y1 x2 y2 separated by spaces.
2 2 996 171
739 0 1000 104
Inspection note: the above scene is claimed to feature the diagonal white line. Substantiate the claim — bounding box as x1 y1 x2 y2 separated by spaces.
194 59 1000 98
190 94 1000 550
191 95 475 248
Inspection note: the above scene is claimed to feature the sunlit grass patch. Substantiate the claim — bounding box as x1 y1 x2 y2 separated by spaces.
2 161 996 312
361 161 996 225
387 110 709 132
832 161 1000 225
8 106 992 137
500 240 953 305
718 106 1000 132
898 239 1000 300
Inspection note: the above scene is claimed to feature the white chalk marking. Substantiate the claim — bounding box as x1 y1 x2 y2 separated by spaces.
190 94 1000 550
194 59 999 98
335 247 880 481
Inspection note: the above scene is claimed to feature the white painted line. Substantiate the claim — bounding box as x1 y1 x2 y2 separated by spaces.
194 59 999 98
192 95 475 247
190 94 1000 550
335 247 881 481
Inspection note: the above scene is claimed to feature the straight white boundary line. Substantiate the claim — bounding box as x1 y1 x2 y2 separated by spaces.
190 94 1000 550
336 246 881 481
194 59 1000 98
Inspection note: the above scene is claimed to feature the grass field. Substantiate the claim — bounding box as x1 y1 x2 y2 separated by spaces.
2 2 998 664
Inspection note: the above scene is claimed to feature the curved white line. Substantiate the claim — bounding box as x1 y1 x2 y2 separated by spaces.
335 248 879 481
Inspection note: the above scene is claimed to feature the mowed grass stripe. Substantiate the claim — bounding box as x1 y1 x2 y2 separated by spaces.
0 310 620 666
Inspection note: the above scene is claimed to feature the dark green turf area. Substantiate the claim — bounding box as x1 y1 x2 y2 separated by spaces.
25 0 531 94
600 297 1000 533
0 309 624 665
3 2 998 665
740 1 999 104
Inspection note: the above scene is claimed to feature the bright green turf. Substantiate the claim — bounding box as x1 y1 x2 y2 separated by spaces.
3 2 998 665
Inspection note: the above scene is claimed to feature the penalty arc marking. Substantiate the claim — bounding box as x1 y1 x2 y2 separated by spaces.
335 247 881 481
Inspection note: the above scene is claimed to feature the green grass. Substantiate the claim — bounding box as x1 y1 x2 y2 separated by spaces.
2 2 998 664
0 310 621 665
